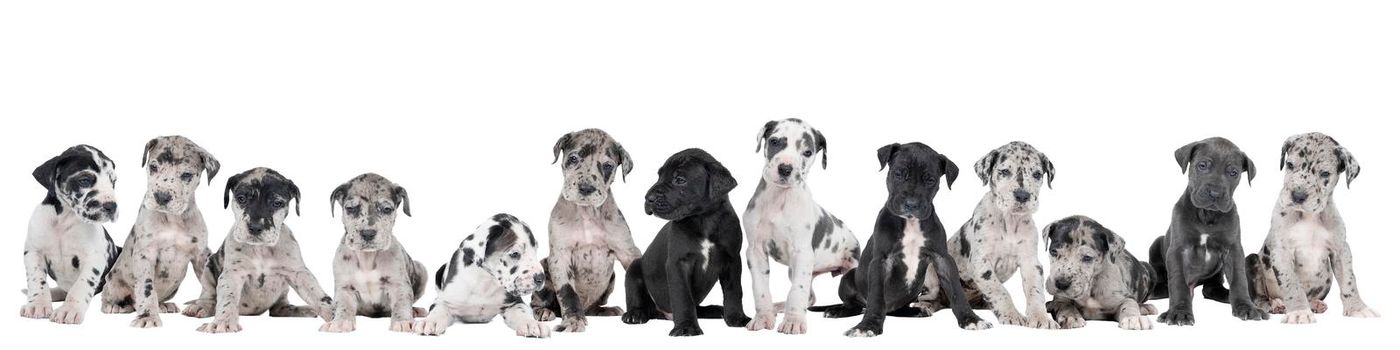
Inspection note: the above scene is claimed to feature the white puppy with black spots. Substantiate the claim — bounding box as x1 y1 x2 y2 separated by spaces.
416 214 550 338
21 145 122 325
743 118 862 335
320 173 429 333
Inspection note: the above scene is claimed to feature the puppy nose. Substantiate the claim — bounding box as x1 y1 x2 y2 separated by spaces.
777 164 793 177
578 183 597 196
359 229 377 241
247 221 267 234
1291 190 1308 204
101 202 118 215
1207 189 1223 199
1013 189 1031 203
901 198 921 212
1054 278 1071 291
532 273 546 285
154 192 173 205
645 192 664 204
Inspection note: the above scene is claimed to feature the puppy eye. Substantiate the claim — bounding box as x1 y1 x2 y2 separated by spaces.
567 154 580 165
346 206 361 216
673 176 687 186
272 199 286 208
768 138 780 147
1285 162 1295 170
1320 171 1331 178
998 169 1011 177
1033 171 1043 180
1049 250 1059 258
1197 161 1209 172
802 150 813 157
235 194 249 204
380 206 394 214
148 165 158 173
1081 255 1093 263
1227 168 1240 177
77 177 94 187
891 169 906 178
601 163 614 172
508 252 521 259
180 172 195 182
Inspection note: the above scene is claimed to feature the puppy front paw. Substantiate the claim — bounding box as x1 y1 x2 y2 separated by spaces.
182 302 214 318
960 317 993 330
412 307 428 318
131 314 163 328
159 303 180 313
1026 312 1059 329
390 320 414 333
413 318 450 336
514 321 551 338
746 312 775 331
553 316 587 332
668 322 703 337
102 302 133 314
1119 316 1153 330
1344 307 1380 318
1056 313 1087 329
843 322 881 337
724 313 751 328
20 301 52 319
196 319 241 333
1157 309 1194 326
49 303 87 324
319 319 355 333
1283 310 1316 324
621 309 650 324
776 314 807 335
533 307 556 322
996 311 1027 326
1140 303 1159 316
1232 302 1269 321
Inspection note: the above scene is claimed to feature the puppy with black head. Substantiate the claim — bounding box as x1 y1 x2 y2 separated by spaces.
21 145 122 325
810 143 991 337
196 168 334 333
1148 137 1269 326
621 149 749 336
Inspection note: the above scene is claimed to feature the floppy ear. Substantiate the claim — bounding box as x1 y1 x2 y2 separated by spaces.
1336 147 1360 188
1091 227 1113 255
876 143 899 171
194 144 220 185
1279 139 1295 170
974 149 1001 186
940 154 960 189
1039 152 1056 189
552 133 573 164
1040 220 1059 250
705 158 738 201
140 138 158 167
328 182 351 217
32 151 75 194
754 120 778 153
813 128 828 169
222 172 247 209
1174 141 1201 174
1243 154 1257 186
394 185 412 217
289 182 302 216
613 143 634 183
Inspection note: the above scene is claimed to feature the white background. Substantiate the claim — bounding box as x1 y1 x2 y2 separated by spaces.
1 1 1395 349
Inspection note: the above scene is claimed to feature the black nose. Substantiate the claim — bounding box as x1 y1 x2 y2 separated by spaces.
533 273 546 285
1207 189 1223 200
578 183 597 196
359 229 377 241
777 164 793 177
101 202 117 215
154 192 172 205
1054 278 1071 291
645 192 664 204
1013 189 1031 203
901 198 921 213
247 221 267 235
1291 190 1308 204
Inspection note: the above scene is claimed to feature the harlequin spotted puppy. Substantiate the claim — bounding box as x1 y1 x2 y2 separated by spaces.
20 145 122 325
416 214 550 338
319 173 429 333
1043 216 1157 330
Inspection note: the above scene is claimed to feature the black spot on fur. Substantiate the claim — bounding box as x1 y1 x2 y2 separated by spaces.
981 271 992 280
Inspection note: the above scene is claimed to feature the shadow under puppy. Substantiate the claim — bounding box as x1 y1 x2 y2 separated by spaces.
416 214 550 338
196 168 334 333
811 142 991 337
1043 215 1157 330
320 173 429 333
623 148 749 336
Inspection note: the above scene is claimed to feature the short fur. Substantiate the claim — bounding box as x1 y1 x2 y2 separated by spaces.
1043 215 1157 330
415 214 550 338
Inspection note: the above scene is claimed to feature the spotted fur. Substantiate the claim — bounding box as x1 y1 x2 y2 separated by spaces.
416 214 549 338
1043 216 1157 330
320 173 428 333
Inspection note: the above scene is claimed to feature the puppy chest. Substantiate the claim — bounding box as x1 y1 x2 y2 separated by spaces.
897 221 927 284
1279 220 1335 272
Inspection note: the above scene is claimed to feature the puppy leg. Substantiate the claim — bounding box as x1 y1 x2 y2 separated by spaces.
586 273 622 316
745 245 776 331
934 252 992 330
197 271 245 333
1017 250 1058 329
502 297 550 338
547 254 587 332
776 249 814 335
969 249 1025 326
719 258 750 327
1200 273 1231 304
1331 242 1379 318
1158 240 1195 326
284 268 334 321
666 256 703 336
129 245 164 328
531 261 560 321
387 274 418 332
844 258 887 337
19 250 53 319
1046 297 1085 329
621 260 657 324
1225 244 1268 321
1116 299 1153 330
413 302 455 336
818 272 866 319
183 247 217 318
50 253 105 324
319 285 359 333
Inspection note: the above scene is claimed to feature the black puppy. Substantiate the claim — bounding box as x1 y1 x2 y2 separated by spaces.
810 142 991 337
622 148 749 336
1149 137 1269 326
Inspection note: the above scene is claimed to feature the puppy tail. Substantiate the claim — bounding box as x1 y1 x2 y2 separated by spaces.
696 305 725 319
1148 235 1169 300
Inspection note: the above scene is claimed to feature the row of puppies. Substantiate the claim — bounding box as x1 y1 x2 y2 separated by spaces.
20 123 1379 338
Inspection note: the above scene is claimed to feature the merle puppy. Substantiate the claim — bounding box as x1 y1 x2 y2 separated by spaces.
811 142 991 336
623 148 749 336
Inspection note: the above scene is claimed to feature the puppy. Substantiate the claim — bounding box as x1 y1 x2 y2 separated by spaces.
415 214 550 338
196 168 334 333
813 142 991 337
103 136 221 328
622 148 749 336
1043 215 1157 330
533 128 642 333
1246 133 1379 323
21 145 122 325
1149 137 1269 326
320 173 429 333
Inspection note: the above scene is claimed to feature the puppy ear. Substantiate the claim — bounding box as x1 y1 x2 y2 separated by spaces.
940 154 959 189
1091 227 1112 255
328 182 350 217
1174 141 1201 174
612 142 634 183
1040 221 1058 251
289 182 302 216
813 128 828 169
193 143 220 185
755 120 778 153
1337 147 1360 188
1039 152 1056 189
552 133 573 164
876 143 899 171
32 150 76 194
1243 153 1257 186
140 138 158 167
222 172 246 209
705 158 738 200
1279 138 1295 170
974 149 1001 186
394 185 412 217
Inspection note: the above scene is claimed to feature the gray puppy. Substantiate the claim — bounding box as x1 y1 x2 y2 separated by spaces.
1044 215 1157 330
320 173 429 333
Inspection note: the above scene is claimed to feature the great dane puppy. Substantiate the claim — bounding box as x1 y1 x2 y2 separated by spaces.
743 118 861 335
103 136 220 328
1043 215 1157 330
21 145 121 325
416 214 550 338
1245 133 1379 323
812 142 991 337
320 173 429 333
935 142 1058 329
532 128 641 333
196 168 334 333
1148 137 1269 326
623 148 748 336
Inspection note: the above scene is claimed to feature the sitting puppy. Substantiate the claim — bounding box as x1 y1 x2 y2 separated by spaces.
813 142 991 336
320 173 429 333
103 136 221 328
1043 215 1157 330
1246 133 1380 323
196 168 334 333
1149 137 1269 325
415 214 550 338
622 148 749 336
21 145 122 325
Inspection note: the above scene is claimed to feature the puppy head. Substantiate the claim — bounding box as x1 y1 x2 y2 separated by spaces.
330 173 410 252
460 214 544 296
552 129 633 207
754 118 827 188
34 145 119 223
1043 215 1122 300
876 142 958 220
644 148 737 221
1277 133 1358 213
141 136 219 215
223 168 300 246
974 142 1053 215
1175 137 1255 212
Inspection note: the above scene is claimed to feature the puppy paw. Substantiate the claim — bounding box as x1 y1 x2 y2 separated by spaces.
196 319 241 333
1344 307 1379 319
1268 298 1287 314
319 319 355 333
390 320 414 333
182 302 214 318
776 315 807 335
101 302 133 314
1140 303 1159 316
668 322 704 337
159 303 180 313
131 314 163 328
1026 312 1059 329
746 312 776 331
1232 302 1269 321
724 313 751 328
20 301 53 319
514 321 551 338
1157 309 1194 326
413 318 450 336
553 316 587 332
996 312 1027 326
843 322 881 337
1282 310 1316 324
412 307 428 318
49 303 86 324
1056 313 1087 329
1119 316 1153 330
1310 300 1329 314
621 309 650 324
960 318 994 331
533 308 557 322
590 306 623 317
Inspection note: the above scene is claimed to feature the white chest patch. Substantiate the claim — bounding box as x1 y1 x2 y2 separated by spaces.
1281 217 1334 269
900 219 926 285
1199 233 1209 246
698 239 715 271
